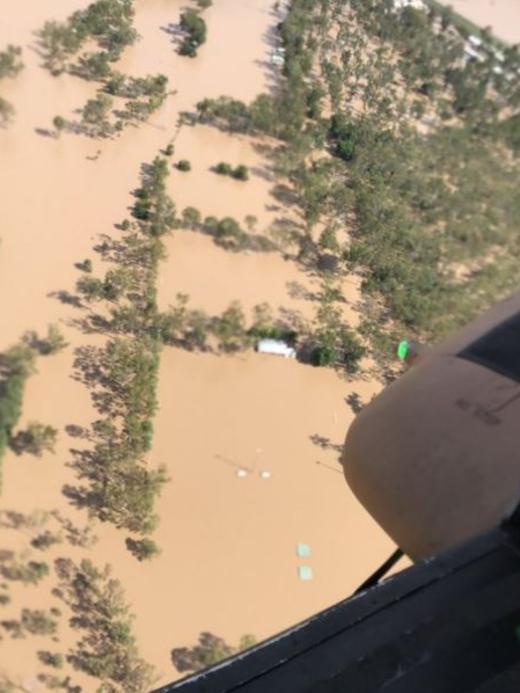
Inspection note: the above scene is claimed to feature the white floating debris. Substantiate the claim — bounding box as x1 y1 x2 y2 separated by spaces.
236 469 249 478
260 470 271 480
298 566 313 581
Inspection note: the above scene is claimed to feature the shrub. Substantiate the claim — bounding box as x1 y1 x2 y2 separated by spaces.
21 609 57 636
0 45 24 80
10 422 58 457
164 143 174 156
31 531 62 550
42 324 68 354
171 632 257 674
125 537 160 561
214 162 232 175
311 344 336 367
0 344 36 489
38 651 64 669
176 159 191 171
179 9 207 57
181 207 201 229
232 165 249 181
0 97 14 125
53 115 66 132
213 302 248 350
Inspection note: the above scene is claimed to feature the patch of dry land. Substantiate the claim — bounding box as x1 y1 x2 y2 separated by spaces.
443 0 520 44
0 1 398 690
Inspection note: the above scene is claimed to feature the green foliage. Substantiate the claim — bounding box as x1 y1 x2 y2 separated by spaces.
42 324 69 355
231 165 249 181
53 115 66 132
213 302 248 351
131 157 176 236
9 422 58 457
181 206 201 229
329 113 356 161
80 258 93 272
82 93 113 135
31 530 62 550
179 9 207 57
0 558 49 585
171 632 257 673
176 159 192 171
125 537 160 561
196 0 212 8
39 0 137 72
214 161 249 180
21 608 57 635
38 651 65 669
74 50 112 80
164 143 174 156
214 162 233 175
0 96 14 125
197 96 251 131
70 156 175 536
55 558 155 691
0 344 36 489
0 45 23 80
214 217 248 249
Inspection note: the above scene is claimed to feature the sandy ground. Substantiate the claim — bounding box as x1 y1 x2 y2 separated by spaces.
440 0 520 43
0 0 398 689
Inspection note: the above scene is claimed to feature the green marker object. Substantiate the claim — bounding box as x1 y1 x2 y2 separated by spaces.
397 340 409 361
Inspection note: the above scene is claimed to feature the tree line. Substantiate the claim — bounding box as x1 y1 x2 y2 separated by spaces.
38 0 170 137
194 0 520 368
71 156 176 555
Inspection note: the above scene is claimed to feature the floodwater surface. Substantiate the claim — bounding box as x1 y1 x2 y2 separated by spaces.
0 0 398 688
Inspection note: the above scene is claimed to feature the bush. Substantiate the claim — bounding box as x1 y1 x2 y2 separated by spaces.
42 324 68 355
214 162 232 175
38 651 64 669
0 345 36 489
176 159 191 172
179 9 207 57
171 632 257 674
10 422 58 457
232 165 249 181
311 344 336 367
181 207 201 229
125 537 160 561
164 143 174 156
0 559 49 585
0 45 24 80
53 115 66 132
31 531 62 550
21 609 57 636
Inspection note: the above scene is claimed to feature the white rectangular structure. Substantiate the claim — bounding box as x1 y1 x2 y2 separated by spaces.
256 339 296 359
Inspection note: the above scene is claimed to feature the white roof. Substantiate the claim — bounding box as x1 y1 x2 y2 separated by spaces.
393 0 425 9
468 34 482 48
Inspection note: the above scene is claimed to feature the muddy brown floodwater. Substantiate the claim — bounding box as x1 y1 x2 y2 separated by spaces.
0 0 401 689
440 0 520 44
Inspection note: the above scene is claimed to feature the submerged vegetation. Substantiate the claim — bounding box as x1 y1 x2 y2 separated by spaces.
0 345 36 490
214 162 250 180
55 557 156 691
197 0 520 366
171 632 257 674
0 45 23 125
178 9 208 57
71 156 177 549
38 0 169 136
